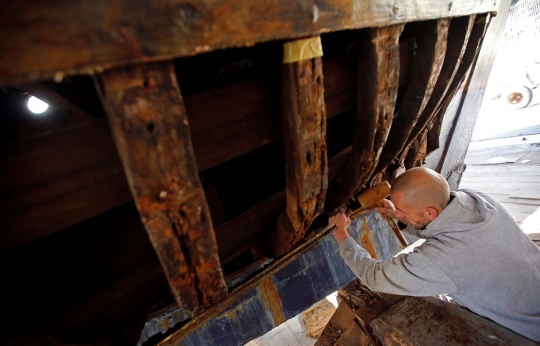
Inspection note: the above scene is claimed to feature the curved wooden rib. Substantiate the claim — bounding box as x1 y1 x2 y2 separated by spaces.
405 15 476 150
97 61 227 318
427 15 490 157
375 19 450 175
325 25 403 211
268 51 328 257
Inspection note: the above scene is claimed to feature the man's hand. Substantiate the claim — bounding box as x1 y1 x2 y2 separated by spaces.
329 208 351 244
375 199 398 219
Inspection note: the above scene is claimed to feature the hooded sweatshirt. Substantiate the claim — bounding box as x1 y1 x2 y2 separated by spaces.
339 189 540 342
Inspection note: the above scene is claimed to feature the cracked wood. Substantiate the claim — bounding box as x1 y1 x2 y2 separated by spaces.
97 61 227 317
325 25 403 211
375 19 450 174
268 52 328 257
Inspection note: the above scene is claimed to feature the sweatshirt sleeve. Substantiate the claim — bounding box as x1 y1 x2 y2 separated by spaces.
339 237 457 296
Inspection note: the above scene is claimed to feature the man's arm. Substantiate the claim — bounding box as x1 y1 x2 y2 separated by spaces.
339 237 457 296
330 212 456 296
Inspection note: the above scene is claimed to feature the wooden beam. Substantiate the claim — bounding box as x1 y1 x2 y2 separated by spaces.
267 37 328 257
325 25 403 211
0 0 498 86
405 14 476 148
375 18 450 174
96 61 227 317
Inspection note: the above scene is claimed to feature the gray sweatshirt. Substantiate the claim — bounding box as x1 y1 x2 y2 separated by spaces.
339 189 540 342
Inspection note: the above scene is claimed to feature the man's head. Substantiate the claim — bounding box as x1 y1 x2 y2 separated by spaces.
390 167 451 230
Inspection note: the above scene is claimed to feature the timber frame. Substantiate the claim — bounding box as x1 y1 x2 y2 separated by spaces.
0 0 507 345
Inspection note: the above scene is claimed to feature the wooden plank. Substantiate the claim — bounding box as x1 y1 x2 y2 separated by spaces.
267 46 328 257
97 61 227 317
0 34 416 251
0 0 498 86
369 297 539 346
0 49 356 251
0 118 133 251
376 19 450 173
325 25 402 211
406 15 476 147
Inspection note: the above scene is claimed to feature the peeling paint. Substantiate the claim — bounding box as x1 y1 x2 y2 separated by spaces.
258 279 286 326
360 218 378 259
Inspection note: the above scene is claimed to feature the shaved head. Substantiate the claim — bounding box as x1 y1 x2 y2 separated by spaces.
391 167 451 213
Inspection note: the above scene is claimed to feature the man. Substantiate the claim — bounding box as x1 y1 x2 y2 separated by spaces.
329 167 540 342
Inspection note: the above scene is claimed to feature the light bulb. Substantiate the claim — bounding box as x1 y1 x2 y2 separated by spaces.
26 95 49 114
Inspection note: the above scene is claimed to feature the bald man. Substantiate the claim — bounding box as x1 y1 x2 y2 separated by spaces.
330 167 540 342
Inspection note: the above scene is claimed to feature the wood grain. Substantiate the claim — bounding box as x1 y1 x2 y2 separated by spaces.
97 61 227 317
0 0 498 86
376 19 450 174
325 25 402 211
268 54 328 257
405 15 476 149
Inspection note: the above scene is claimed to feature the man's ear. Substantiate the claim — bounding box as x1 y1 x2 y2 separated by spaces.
425 207 438 221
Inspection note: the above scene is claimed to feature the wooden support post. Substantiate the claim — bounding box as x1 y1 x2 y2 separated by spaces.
96 61 227 317
325 25 403 211
376 19 450 175
267 37 328 257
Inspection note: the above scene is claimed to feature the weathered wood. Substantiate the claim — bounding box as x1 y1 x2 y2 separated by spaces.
321 280 538 346
376 19 450 174
268 50 328 257
425 13 492 171
370 297 539 346
157 223 339 345
97 61 227 317
298 298 337 338
325 25 402 211
0 0 498 86
405 15 476 148
0 49 355 251
434 5 510 184
404 129 429 169
217 144 352 264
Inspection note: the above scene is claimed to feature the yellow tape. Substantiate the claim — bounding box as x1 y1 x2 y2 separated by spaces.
283 37 323 64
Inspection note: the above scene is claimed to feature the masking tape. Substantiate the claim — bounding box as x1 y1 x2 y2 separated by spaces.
283 37 323 64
